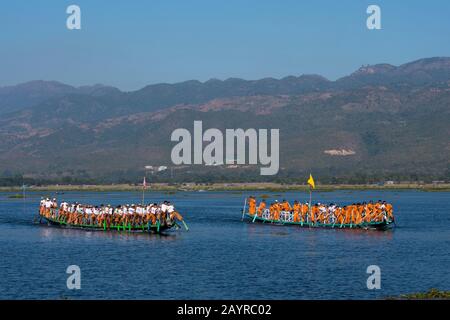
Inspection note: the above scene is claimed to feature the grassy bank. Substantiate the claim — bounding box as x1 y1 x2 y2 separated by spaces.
389 288 450 300
0 182 449 192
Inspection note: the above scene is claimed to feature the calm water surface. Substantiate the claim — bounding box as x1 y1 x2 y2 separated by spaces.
0 190 449 299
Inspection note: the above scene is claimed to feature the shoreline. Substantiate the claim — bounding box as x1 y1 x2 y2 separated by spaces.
1 182 449 192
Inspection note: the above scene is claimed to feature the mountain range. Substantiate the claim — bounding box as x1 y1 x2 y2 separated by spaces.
1 57 449 184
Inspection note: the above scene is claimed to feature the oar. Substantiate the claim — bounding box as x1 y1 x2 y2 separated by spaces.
331 214 337 228
181 220 189 231
241 198 247 221
252 213 258 223
372 212 385 224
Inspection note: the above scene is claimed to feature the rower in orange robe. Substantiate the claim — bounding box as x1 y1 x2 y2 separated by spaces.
281 199 291 212
371 202 382 222
269 203 275 219
335 207 344 225
355 204 363 225
248 196 256 216
257 200 266 217
292 201 301 222
385 202 394 220
318 204 327 223
361 203 368 222
366 202 375 222
281 199 291 221
311 205 319 224
350 204 358 224
300 203 309 222
273 201 281 221
344 206 351 224
364 203 372 222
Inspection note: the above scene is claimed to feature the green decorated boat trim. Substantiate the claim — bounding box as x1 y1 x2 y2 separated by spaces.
41 216 168 232
244 213 394 230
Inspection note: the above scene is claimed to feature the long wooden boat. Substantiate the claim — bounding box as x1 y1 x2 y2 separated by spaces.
38 215 178 234
243 213 394 231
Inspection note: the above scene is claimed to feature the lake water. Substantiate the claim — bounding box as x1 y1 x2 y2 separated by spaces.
0 190 448 299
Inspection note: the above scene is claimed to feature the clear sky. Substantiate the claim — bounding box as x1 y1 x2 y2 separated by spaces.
0 0 449 90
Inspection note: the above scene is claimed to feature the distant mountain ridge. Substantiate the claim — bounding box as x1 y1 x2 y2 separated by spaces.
0 81 120 114
0 57 449 183
337 57 450 88
2 57 449 116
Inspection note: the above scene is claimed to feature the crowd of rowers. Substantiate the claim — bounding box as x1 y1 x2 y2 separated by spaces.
247 197 394 225
39 198 184 228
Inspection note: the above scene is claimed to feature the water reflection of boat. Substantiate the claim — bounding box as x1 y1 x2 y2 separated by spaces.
242 213 394 231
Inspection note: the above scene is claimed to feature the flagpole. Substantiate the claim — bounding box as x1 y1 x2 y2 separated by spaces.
309 187 312 209
307 174 314 223
142 176 146 206
309 186 312 216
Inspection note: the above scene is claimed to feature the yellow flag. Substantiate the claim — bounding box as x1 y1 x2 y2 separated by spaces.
307 174 315 189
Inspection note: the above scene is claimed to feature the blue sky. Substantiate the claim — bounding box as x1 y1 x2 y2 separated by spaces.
0 0 449 90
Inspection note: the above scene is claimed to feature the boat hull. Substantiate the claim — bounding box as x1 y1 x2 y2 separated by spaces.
38 216 175 234
243 213 394 231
